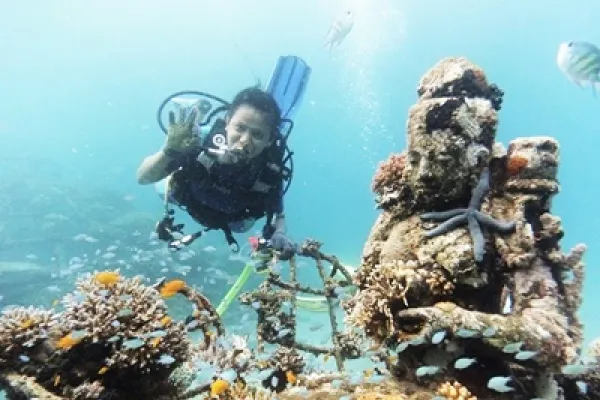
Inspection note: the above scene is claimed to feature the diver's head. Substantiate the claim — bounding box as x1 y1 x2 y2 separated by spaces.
224 87 281 161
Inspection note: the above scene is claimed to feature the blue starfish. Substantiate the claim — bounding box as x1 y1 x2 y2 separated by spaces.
420 167 516 262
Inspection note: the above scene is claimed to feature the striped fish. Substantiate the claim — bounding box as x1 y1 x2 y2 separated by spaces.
324 10 354 51
557 41 600 95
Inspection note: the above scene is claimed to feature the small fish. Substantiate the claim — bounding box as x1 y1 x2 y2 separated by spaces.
515 350 538 360
157 354 176 365
576 380 588 394
70 330 89 340
185 320 199 331
431 330 446 344
561 363 589 375
502 341 523 354
415 365 440 377
122 338 145 349
277 328 292 339
487 376 514 393
482 327 497 337
453 357 476 369
144 330 167 339
557 41 600 94
220 369 237 382
117 308 133 318
456 328 479 339
324 10 354 50
395 342 410 352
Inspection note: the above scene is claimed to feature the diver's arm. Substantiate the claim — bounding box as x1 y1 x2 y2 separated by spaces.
136 149 179 185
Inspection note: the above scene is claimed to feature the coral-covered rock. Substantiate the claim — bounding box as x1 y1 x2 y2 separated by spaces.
344 56 587 399
417 57 504 111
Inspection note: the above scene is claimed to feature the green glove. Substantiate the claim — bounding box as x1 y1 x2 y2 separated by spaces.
163 99 212 156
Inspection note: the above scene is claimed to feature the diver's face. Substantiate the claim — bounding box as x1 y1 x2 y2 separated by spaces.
225 105 273 161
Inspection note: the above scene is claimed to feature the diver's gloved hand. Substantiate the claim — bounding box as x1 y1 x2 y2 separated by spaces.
270 231 298 261
163 107 199 157
163 99 211 157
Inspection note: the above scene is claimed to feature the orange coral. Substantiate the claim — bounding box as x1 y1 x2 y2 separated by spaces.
372 152 406 195
506 155 528 177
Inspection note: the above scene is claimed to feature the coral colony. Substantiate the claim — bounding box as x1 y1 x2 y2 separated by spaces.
1 57 598 399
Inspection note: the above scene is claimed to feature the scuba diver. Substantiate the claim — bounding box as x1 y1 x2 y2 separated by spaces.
136 56 311 258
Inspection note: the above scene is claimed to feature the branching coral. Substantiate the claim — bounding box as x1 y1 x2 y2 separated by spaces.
59 271 190 372
0 270 204 399
267 346 305 375
344 258 459 343
0 305 57 366
372 152 406 198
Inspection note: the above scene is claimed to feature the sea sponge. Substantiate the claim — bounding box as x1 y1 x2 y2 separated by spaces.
59 270 190 371
506 155 528 176
0 305 57 365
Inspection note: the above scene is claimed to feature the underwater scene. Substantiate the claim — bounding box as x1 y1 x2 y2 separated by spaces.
2 1 600 399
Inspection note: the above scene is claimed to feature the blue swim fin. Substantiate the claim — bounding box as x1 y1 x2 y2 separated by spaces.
266 55 312 121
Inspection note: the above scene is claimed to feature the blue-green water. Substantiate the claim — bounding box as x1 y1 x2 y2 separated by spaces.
1 1 600 396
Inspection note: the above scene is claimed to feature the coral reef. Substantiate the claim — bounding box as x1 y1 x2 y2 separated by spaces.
0 271 221 399
1 57 598 400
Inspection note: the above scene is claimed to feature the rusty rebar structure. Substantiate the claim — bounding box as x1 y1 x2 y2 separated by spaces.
239 238 359 372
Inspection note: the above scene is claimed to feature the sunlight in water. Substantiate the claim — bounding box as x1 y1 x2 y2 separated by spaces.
335 0 407 167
